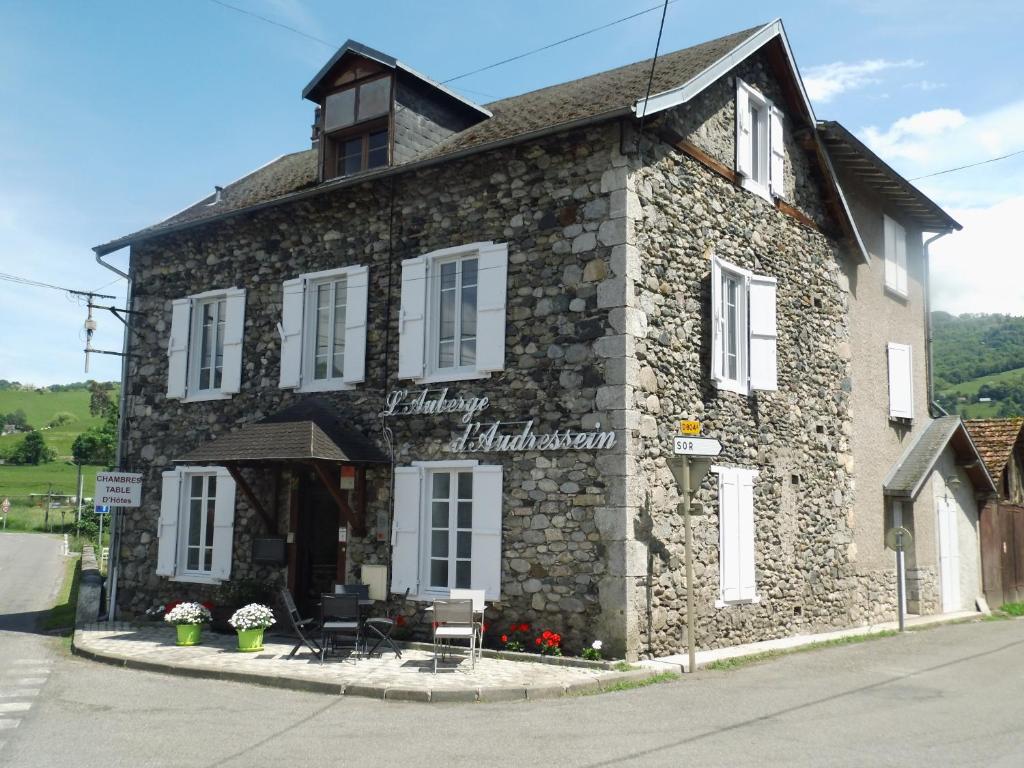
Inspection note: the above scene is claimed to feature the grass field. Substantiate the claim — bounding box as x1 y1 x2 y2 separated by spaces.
938 365 1024 418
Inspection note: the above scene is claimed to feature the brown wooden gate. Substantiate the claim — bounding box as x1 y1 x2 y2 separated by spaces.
981 502 1024 607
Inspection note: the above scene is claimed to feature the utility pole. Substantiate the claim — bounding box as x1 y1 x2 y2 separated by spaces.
45 483 51 531
76 462 84 539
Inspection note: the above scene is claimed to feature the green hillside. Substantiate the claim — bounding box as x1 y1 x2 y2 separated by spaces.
933 312 1024 418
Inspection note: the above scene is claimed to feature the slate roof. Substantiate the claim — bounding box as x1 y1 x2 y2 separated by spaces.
884 416 996 499
94 24 763 255
964 417 1024 480
176 398 388 464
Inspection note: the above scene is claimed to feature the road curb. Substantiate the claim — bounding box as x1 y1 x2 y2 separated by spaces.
72 630 670 703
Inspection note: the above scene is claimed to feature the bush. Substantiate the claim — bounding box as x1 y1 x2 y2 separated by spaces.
48 412 77 428
8 431 56 465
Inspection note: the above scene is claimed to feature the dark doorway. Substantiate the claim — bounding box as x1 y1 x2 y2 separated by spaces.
294 470 341 615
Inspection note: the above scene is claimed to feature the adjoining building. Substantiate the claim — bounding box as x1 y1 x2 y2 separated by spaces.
95 19 981 659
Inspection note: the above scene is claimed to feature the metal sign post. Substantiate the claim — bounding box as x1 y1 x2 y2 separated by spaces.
668 432 720 673
1 497 9 530
885 526 912 632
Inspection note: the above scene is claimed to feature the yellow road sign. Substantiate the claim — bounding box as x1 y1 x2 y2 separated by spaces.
679 420 701 436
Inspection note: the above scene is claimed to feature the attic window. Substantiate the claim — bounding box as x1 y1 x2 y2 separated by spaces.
322 74 392 180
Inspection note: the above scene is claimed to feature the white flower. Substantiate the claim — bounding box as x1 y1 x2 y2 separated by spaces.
228 603 277 630
591 640 603 650
164 602 212 626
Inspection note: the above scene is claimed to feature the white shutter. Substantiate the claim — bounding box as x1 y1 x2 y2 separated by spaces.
278 278 305 389
391 466 422 594
895 223 908 296
736 80 752 178
167 298 192 400
220 288 246 395
887 342 914 419
343 265 369 384
749 274 778 391
710 257 723 383
717 468 741 603
884 215 908 296
737 470 757 601
474 243 508 373
156 470 182 577
769 105 785 198
397 257 427 379
471 464 504 601
209 467 237 581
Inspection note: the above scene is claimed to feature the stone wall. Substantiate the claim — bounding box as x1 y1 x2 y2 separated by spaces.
117 123 640 655
624 108 858 656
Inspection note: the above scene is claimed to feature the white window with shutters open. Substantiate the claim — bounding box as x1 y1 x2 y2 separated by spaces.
883 214 909 298
711 256 778 395
389 461 503 601
713 466 759 607
167 287 246 402
156 466 236 584
736 78 785 201
398 242 507 383
278 265 369 391
887 342 914 420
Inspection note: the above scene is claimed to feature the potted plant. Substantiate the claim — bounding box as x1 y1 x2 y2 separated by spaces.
164 602 212 646
228 603 276 652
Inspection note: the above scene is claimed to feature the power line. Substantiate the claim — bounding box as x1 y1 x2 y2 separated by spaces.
635 0 670 153
909 148 1024 181
0 272 115 299
441 0 679 85
204 0 335 48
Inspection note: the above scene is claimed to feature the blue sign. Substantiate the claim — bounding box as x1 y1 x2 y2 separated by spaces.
94 505 110 515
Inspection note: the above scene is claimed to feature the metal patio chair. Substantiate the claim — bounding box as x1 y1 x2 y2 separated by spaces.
432 598 475 673
449 588 486 659
279 588 322 659
320 593 362 664
364 587 409 659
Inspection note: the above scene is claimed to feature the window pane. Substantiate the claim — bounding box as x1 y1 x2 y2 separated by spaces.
358 78 390 121
203 547 213 572
367 130 388 168
332 279 346 379
207 475 216 497
431 501 448 528
457 471 472 500
455 561 471 589
188 500 202 546
213 300 225 389
750 105 761 183
205 499 216 548
190 475 204 497
456 531 471 559
431 530 448 558
314 283 331 380
324 88 356 131
438 340 454 369
457 501 472 530
461 284 477 336
724 276 739 380
199 302 215 390
187 547 199 571
430 559 448 588
341 137 363 176
431 472 450 500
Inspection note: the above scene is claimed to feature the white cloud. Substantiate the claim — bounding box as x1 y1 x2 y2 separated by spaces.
803 59 922 103
861 108 967 162
929 197 1024 316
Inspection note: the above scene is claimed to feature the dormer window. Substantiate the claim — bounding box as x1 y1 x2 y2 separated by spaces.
321 75 392 180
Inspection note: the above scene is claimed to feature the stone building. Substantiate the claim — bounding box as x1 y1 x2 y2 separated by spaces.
95 20 971 660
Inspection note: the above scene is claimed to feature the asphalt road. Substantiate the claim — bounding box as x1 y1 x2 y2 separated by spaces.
2 534 1024 767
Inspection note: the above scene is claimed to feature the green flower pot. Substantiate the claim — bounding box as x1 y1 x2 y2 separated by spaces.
236 627 265 652
176 624 202 646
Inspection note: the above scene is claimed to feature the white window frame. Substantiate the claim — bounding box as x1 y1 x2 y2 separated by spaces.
177 468 220 581
883 214 909 298
743 87 770 198
712 465 760 608
736 78 785 202
418 461 479 597
427 248 481 382
186 289 231 402
158 465 236 586
716 260 750 395
300 266 356 393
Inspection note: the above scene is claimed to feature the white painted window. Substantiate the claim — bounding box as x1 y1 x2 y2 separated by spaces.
713 466 758 606
883 214 908 297
278 265 369 391
736 79 785 201
398 242 507 383
887 342 914 420
390 462 503 600
156 466 236 584
711 256 778 395
167 288 246 401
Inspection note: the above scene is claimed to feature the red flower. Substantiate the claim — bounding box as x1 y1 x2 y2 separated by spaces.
542 630 552 640
534 637 542 646
552 634 561 644
546 638 556 646
519 623 530 632
509 625 517 633
500 634 509 643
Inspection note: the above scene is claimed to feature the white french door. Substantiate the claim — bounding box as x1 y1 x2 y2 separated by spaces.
936 495 961 613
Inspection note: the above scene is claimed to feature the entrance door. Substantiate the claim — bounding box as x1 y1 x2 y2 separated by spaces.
294 472 339 614
937 495 961 612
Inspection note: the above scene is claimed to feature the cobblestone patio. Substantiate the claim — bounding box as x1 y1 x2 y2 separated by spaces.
73 623 657 702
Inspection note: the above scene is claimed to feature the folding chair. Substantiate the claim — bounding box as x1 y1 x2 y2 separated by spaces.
279 588 322 659
320 593 362 664
432 598 475 673
449 588 486 659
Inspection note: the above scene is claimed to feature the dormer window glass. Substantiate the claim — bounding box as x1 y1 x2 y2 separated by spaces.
322 74 392 180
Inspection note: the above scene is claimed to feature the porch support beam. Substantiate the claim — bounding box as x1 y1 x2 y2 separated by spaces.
225 464 276 533
312 461 365 537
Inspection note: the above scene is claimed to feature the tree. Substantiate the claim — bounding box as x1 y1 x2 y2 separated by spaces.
89 381 118 421
72 426 116 466
3 409 31 431
9 431 56 465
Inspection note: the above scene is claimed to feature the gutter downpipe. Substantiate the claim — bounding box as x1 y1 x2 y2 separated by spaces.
95 250 131 621
923 231 950 418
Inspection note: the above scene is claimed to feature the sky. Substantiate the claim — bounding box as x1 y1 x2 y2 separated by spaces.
1 0 1022 385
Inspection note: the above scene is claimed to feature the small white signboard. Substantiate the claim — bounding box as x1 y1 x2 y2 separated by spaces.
673 436 722 457
95 472 143 508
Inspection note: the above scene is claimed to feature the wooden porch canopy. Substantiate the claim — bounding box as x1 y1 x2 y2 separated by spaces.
174 398 388 535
